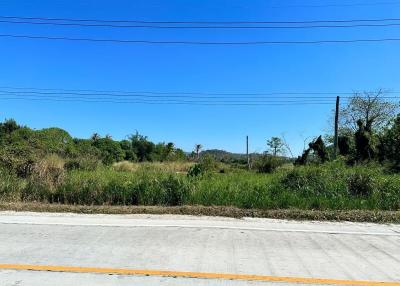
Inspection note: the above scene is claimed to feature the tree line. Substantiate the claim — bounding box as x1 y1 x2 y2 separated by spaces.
1 89 399 176
0 122 187 175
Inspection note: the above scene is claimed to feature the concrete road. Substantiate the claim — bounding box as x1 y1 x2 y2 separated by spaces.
0 211 399 286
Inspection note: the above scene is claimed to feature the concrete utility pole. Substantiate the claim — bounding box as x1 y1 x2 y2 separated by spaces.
246 136 250 170
333 96 340 159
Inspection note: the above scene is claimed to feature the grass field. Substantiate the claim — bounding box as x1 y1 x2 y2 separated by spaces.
1 161 399 213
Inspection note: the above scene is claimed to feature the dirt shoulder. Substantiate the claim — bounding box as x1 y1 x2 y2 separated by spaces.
0 202 399 223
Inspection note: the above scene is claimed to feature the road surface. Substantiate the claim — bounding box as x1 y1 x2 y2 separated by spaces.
0 211 399 285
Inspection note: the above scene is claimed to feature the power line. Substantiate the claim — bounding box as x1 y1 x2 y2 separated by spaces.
3 19 400 29
0 96 337 106
0 86 398 98
0 91 343 104
1 87 399 99
1 85 398 106
0 16 400 25
271 1 400 8
0 92 397 106
0 91 339 101
2 33 400 45
0 86 365 95
2 15 400 24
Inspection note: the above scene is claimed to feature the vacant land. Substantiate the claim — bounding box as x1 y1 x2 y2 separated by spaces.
1 161 399 221
1 109 400 223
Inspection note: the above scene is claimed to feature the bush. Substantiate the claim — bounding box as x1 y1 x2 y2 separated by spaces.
22 155 65 201
162 175 191 205
254 155 285 173
187 164 204 177
347 173 374 197
280 163 346 197
187 155 219 177
199 154 219 172
65 157 101 171
0 145 38 177
376 177 400 210
0 168 24 201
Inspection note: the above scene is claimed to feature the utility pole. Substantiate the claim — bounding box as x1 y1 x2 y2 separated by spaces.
246 135 250 170
333 96 340 159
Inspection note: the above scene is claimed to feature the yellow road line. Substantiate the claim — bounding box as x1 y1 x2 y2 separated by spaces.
0 263 399 285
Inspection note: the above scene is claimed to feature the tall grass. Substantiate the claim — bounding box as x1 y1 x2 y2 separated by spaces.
0 168 25 201
1 162 399 211
112 161 194 173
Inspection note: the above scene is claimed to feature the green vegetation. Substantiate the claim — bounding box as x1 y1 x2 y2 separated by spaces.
0 91 399 215
0 160 399 211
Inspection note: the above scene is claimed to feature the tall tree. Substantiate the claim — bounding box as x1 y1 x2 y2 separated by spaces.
340 90 398 133
267 137 284 156
129 132 155 162
194 144 202 160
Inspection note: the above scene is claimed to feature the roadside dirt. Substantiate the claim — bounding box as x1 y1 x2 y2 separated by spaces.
0 202 399 223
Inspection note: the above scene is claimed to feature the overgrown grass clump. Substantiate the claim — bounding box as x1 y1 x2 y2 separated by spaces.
0 161 399 211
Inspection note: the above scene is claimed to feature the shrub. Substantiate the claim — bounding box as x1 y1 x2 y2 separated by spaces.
65 156 101 171
0 145 38 177
347 173 374 197
280 164 346 197
187 155 219 177
187 164 204 177
254 155 285 173
22 155 65 201
0 167 24 201
162 175 190 205
199 154 219 172
376 177 400 210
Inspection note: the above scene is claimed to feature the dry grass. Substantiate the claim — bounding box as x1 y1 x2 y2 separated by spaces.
112 161 139 172
113 161 194 173
29 154 65 191
1 202 399 223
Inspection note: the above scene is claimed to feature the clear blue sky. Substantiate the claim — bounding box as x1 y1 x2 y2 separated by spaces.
1 0 399 155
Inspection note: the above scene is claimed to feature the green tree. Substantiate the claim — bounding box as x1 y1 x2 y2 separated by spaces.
120 139 137 161
92 138 124 165
267 137 284 156
0 119 20 136
129 132 155 162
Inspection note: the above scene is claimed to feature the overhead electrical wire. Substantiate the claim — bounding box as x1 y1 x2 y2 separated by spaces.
1 86 399 98
0 91 342 103
2 15 400 25
2 16 400 45
0 86 398 106
271 1 400 8
2 19 400 29
0 96 336 106
0 92 337 102
0 90 360 100
0 85 384 96
1 34 400 45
